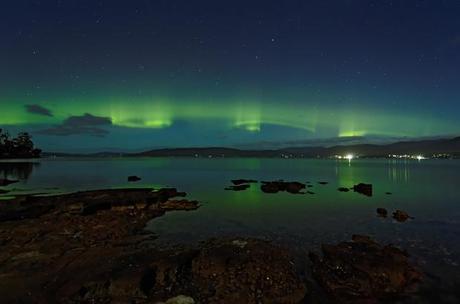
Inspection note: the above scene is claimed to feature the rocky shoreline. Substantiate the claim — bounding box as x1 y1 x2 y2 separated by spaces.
0 187 422 303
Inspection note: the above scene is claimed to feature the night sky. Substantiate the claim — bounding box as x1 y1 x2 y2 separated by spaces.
1 0 460 152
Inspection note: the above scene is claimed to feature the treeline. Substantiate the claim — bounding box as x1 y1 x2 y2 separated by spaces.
0 129 41 159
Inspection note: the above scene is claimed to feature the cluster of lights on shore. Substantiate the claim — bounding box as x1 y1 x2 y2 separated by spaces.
388 154 427 160
335 154 428 161
334 154 355 161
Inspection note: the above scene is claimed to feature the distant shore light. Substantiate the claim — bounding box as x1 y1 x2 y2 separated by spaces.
345 154 354 161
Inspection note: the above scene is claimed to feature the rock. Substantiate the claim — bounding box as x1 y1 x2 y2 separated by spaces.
225 184 250 191
386 192 393 195
377 208 388 217
353 183 373 197
231 179 257 185
310 235 422 302
261 181 306 194
0 186 202 303
307 185 313 188
307 191 315 195
128 175 141 182
338 187 350 192
164 295 195 304
393 210 413 222
261 182 280 193
285 181 306 194
0 188 191 221
318 181 328 185
0 189 9 194
149 238 308 303
0 178 18 186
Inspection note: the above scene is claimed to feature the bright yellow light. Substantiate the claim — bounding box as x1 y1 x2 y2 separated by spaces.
345 154 354 160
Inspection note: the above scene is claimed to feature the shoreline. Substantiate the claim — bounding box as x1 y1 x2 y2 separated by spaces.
0 187 426 303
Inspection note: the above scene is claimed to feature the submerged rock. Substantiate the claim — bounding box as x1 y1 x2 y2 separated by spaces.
225 184 250 191
377 208 388 217
386 192 393 195
0 178 18 186
353 183 373 197
338 187 350 192
318 181 328 185
128 175 141 182
310 235 422 302
393 210 413 222
231 179 257 185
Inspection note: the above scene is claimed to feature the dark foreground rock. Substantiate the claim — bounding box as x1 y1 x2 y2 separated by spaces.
0 178 18 186
231 179 257 185
0 189 9 194
225 184 251 191
0 187 201 303
377 207 388 217
353 183 373 197
128 175 142 182
261 181 306 194
310 235 422 302
144 238 308 304
393 210 413 222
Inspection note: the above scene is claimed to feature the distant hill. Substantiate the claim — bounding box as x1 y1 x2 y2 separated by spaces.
44 136 460 158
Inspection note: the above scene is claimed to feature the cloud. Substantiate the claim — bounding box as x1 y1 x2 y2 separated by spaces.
25 104 53 117
38 113 112 137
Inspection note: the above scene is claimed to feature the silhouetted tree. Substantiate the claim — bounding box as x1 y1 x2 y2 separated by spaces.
0 129 41 159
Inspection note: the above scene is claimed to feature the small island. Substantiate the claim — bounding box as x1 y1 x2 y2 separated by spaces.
0 129 41 159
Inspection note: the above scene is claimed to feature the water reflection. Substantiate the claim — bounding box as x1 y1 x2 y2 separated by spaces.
387 160 410 183
0 162 40 180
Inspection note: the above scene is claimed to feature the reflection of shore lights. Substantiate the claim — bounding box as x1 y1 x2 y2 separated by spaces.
345 154 354 161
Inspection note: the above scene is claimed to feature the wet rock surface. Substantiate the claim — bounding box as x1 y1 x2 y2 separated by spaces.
310 235 422 302
353 183 373 197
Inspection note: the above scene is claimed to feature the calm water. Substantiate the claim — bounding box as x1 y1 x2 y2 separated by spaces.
1 157 460 299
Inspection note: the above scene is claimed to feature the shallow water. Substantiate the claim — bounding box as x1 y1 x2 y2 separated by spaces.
1 157 460 301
